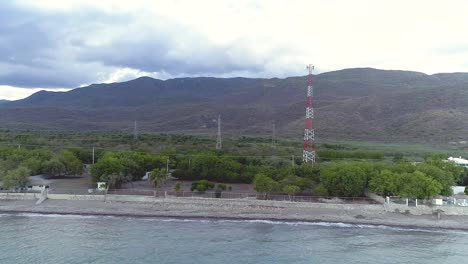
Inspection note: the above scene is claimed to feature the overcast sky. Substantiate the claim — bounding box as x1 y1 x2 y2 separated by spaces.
1 0 468 100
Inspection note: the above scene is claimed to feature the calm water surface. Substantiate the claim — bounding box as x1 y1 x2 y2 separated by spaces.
0 213 467 264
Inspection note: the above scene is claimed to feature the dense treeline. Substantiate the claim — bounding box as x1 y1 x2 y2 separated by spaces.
317 149 384 160
0 147 83 189
251 159 465 199
172 152 262 183
0 131 424 163
0 136 468 198
171 152 465 198
367 157 464 198
90 151 169 188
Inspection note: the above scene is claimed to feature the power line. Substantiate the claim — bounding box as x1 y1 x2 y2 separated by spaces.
133 120 138 141
0 142 387 160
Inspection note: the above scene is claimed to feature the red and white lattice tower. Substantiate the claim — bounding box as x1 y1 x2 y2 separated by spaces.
303 64 316 163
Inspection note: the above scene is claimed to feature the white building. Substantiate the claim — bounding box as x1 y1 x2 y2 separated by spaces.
447 156 468 168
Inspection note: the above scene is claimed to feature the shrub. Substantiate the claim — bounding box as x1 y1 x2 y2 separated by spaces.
2 166 31 189
173 182 182 192
191 180 215 193
313 185 328 196
253 174 279 198
215 183 226 191
283 185 300 197
465 186 468 195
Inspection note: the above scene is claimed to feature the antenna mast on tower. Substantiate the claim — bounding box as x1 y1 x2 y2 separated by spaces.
303 65 316 164
216 115 222 150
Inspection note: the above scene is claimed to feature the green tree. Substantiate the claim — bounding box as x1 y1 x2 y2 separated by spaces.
98 151 169 181
320 162 368 197
2 166 31 189
150 168 167 188
425 158 464 185
391 160 416 174
58 150 83 176
397 171 442 199
369 170 399 196
280 175 311 191
283 185 300 200
313 184 328 196
293 164 321 184
416 163 454 196
90 156 123 182
42 158 66 177
21 158 43 175
174 153 243 183
253 174 279 199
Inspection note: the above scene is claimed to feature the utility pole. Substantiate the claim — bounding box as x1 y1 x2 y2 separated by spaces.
272 121 276 147
166 158 170 180
292 155 295 167
216 114 222 150
92 147 95 164
133 120 138 141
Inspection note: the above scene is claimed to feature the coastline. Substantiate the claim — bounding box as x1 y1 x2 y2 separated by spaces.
2 198 468 231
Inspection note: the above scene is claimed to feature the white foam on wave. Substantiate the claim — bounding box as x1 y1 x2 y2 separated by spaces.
354 223 468 235
2 212 100 219
2 212 467 235
141 217 468 235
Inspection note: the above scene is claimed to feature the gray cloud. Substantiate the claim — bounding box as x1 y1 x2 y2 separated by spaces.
78 32 265 76
0 2 270 89
0 2 118 88
4 0 467 93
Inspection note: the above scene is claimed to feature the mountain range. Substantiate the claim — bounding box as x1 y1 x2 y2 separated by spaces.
1 68 468 144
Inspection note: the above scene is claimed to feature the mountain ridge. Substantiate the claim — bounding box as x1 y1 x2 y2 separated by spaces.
1 67 468 144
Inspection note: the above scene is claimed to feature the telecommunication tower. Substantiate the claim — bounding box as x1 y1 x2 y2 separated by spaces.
216 115 222 150
303 64 316 163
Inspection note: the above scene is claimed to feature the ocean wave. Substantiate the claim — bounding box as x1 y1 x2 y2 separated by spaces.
0 212 100 219
2 212 467 235
142 218 468 235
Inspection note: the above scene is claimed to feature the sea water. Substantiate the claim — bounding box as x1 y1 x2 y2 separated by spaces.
0 213 467 264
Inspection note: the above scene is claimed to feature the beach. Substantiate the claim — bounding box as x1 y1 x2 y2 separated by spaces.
1 196 468 231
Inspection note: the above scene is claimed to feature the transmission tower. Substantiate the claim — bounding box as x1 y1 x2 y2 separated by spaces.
216 115 222 150
303 64 316 164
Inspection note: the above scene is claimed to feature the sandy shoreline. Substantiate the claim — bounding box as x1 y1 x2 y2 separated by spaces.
1 197 468 231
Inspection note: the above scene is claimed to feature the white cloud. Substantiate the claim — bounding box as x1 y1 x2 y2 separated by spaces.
0 86 70 100
103 68 170 83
